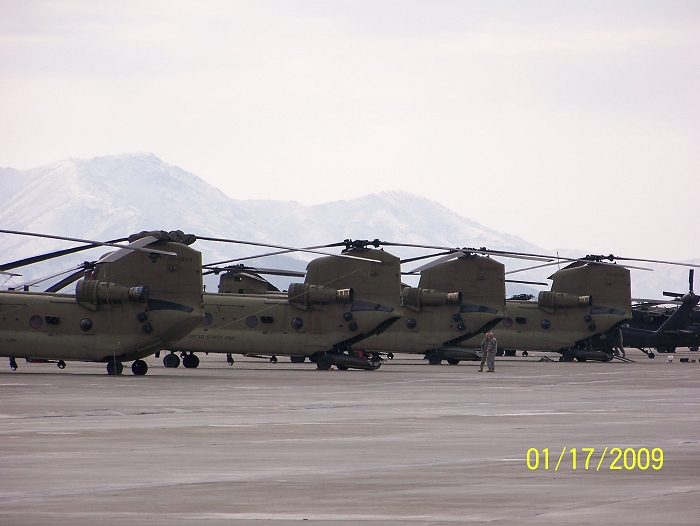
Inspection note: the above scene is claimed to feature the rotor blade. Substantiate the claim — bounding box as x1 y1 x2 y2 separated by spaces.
690 269 695 294
505 279 548 286
196 236 381 263
400 250 459 265
505 261 562 275
206 243 341 267
407 252 466 274
380 241 553 262
44 269 88 293
605 255 700 269
10 264 85 289
203 265 307 278
0 238 128 272
0 230 176 257
506 259 653 275
633 298 682 305
662 291 684 298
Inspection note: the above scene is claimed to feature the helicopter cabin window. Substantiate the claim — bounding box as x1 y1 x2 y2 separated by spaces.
245 315 258 328
541 319 551 330
260 316 274 324
503 318 513 327
515 317 527 324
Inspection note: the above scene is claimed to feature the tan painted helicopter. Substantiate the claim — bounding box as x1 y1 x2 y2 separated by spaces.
167 241 404 370
1 230 388 374
454 254 700 362
0 230 203 375
168 240 554 370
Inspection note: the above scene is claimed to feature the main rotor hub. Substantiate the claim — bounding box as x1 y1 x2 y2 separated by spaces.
342 238 382 251
128 230 196 245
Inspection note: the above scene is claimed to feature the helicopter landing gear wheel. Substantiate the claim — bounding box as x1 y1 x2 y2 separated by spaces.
9 357 17 371
57 360 66 369
428 354 442 365
576 357 588 362
270 355 278 364
106 360 123 375
290 356 305 363
336 364 349 370
387 352 394 360
447 358 460 365
648 352 655 359
163 353 180 368
522 351 529 357
226 353 234 366
316 356 332 371
131 359 148 375
182 353 199 369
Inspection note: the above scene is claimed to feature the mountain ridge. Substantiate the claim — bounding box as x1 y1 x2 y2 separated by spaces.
1 152 694 297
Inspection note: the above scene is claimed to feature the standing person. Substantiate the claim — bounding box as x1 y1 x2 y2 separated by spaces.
479 332 498 372
612 328 626 358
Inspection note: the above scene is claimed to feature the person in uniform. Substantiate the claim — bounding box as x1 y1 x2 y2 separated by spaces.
479 332 498 372
612 327 626 358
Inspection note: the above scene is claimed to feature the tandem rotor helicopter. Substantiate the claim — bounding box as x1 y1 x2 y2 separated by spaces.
164 239 700 369
0 229 203 375
0 229 398 375
167 239 552 369
456 254 700 362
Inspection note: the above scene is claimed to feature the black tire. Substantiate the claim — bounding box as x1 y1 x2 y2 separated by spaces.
106 360 123 375
131 359 148 376
290 356 306 363
648 352 655 359
182 354 200 369
428 354 442 365
504 350 516 357
316 356 332 370
447 358 460 365
522 351 529 357
576 357 588 362
336 365 349 370
163 353 180 368
690 346 699 352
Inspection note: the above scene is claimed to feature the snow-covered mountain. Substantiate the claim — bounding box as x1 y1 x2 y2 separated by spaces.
1 153 695 297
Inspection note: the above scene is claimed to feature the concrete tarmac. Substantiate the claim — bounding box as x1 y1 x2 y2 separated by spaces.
1 350 699 525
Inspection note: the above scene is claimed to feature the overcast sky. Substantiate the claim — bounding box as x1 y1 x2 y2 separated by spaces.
1 1 699 260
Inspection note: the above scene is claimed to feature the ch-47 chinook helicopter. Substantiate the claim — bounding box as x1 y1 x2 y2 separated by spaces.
0 229 204 375
1 229 379 375
166 241 404 371
168 239 553 370
326 241 543 366
457 254 700 362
